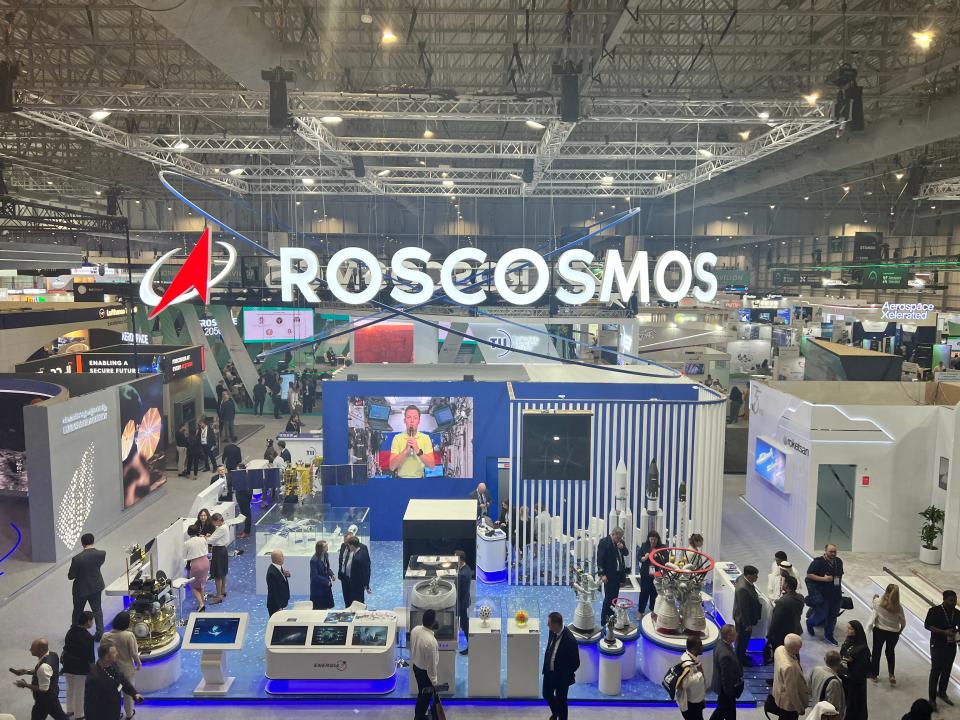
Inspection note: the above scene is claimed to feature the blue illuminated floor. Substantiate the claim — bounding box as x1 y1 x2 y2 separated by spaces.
145 537 757 705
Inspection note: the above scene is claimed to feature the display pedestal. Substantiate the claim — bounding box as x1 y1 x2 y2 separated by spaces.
638 614 719 689
615 625 641 680
137 636 182 692
618 574 642 608
574 637 599 684
468 617 501 697
598 639 624 696
476 527 507 584
506 618 540 698
194 650 234 696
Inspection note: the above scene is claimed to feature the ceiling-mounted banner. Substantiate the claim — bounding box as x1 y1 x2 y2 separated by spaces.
861 267 908 289
715 268 751 287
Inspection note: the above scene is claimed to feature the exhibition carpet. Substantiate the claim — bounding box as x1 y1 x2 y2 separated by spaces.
145 539 758 706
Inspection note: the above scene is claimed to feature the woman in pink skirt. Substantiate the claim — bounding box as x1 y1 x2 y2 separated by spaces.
184 524 210 611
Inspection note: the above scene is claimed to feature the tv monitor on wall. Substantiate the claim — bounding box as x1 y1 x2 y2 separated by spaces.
521 411 593 482
347 396 473 478
119 376 167 510
242 307 314 343
754 437 787 492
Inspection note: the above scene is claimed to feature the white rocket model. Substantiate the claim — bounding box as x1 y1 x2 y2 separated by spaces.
608 461 634 568
676 477 688 549
644 459 664 539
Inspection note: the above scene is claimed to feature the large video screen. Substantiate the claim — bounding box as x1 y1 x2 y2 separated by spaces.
190 617 241 645
119 376 167 509
755 437 787 492
0 390 51 496
521 412 592 482
347 396 473 478
242 307 314 343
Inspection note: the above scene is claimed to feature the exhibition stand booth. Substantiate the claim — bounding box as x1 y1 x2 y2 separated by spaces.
128 362 749 707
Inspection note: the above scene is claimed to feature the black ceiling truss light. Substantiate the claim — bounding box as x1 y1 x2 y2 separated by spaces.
831 63 864 134
0 59 19 113
261 65 294 130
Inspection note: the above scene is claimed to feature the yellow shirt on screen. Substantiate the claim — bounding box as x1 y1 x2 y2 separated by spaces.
389 432 435 478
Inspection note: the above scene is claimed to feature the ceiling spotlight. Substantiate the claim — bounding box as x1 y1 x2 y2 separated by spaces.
95 190 102 196
442 179 455 187
135 199 140 204
803 196 809 201
173 139 190 150
167 206 172 211
381 28 398 44
769 204 776 209
599 211 604 216
509 173 523 181
842 185 850 193
895 172 904 180
803 92 820 106
757 111 770 121
313 209 318 214
418 160 426 166
89 110 111 122
697 148 714 158
600 175 614 185
623 195 631 201
302 178 315 186
654 174 665 183
743 211 749 216
360 6 373 24
376 168 391 177
912 30 933 50
610 204 616 209
423 128 434 139
320 115 343 124
441 171 449 178
295 201 301 206
725 215 731 220
931 205 937 210
228 167 245 176
525 119 546 130
738 130 751 141
46 180 53 185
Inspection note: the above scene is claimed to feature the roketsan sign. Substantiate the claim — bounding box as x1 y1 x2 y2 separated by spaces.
281 247 720 306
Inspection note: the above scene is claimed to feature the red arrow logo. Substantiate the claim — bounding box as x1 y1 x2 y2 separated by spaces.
148 228 211 319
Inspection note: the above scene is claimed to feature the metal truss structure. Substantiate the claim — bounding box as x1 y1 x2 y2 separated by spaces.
918 176 960 201
2 0 959 206
0 196 128 234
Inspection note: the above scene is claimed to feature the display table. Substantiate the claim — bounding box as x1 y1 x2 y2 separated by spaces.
506 617 540 698
476 526 507 583
638 614 719 688
137 635 182 692
598 639 625 696
713 561 771 639
468 616 501 697
276 431 323 466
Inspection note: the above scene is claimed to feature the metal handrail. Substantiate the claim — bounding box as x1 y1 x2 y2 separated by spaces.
881 565 936 607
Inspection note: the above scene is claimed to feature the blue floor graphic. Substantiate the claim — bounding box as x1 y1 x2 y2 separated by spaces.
144 531 757 705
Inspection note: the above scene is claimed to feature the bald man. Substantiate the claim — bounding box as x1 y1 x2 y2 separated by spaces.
266 549 291 616
469 482 492 519
773 634 808 720
10 638 68 720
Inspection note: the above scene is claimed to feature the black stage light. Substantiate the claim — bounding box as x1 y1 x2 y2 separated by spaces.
553 60 582 123
106 187 122 216
352 156 366 177
0 163 7 195
0 61 20 113
522 158 534 183
261 66 294 129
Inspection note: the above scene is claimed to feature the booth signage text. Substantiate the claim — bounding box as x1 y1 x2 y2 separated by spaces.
880 302 935 320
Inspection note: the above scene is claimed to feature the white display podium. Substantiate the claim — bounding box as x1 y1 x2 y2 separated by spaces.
136 636 182 692
638 614 719 688
575 640 599 684
476 527 507 583
182 612 249 696
598 639 624 696
468 616 501 697
506 617 540 698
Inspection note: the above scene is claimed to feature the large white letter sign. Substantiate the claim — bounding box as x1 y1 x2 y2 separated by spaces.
653 250 693 303
326 247 383 305
390 247 435 305
598 250 650 303
280 247 321 303
693 252 719 302
555 249 597 305
494 248 550 305
441 248 488 305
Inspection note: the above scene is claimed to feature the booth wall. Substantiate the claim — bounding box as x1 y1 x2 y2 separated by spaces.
321 380 512 540
0 314 130 372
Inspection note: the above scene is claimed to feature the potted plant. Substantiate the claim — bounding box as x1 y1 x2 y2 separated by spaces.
919 505 946 565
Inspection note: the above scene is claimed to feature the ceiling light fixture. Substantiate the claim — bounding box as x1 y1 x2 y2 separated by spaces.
769 204 776 209
654 174 665 183
803 92 820 106
697 148 714 158
302 178 315 186
228 168 245 176
894 172 904 180
423 128 434 139
525 119 546 130
912 30 933 50
803 196 809 201
442 179 455 187
89 110 111 122
95 190 102 196
623 195 630 201
418 160 426 166
381 28 398 44
320 115 343 125
173 139 189 151
757 111 770 121
509 173 523 181
376 169 391 177
600 175 614 185
738 130 751 141
842 185 850 193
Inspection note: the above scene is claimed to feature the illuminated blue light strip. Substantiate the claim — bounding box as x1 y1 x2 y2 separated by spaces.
265 676 398 695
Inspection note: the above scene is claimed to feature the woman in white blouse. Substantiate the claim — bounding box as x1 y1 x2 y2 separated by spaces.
867 583 907 684
184 524 210 612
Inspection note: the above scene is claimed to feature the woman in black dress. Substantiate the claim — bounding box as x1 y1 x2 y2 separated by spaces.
637 530 667 614
191 508 215 536
841 620 871 720
310 540 336 610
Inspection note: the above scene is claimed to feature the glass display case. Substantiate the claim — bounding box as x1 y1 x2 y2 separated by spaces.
255 503 369 559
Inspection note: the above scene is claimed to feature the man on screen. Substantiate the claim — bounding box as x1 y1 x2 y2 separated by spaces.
388 405 436 478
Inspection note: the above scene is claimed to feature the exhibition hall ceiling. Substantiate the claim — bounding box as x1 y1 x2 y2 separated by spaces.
2 0 960 221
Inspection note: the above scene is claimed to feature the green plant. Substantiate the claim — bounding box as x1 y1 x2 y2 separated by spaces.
919 505 946 549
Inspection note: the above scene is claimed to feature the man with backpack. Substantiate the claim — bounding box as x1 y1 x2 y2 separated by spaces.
808 651 847 720
674 637 707 720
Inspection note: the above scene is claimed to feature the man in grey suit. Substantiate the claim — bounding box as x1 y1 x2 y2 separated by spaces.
710 624 744 720
468 483 492 519
67 533 106 639
733 565 762 667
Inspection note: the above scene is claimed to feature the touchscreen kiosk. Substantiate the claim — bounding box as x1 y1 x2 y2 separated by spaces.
182 612 249 695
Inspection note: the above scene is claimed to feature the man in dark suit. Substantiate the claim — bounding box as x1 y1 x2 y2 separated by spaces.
67 533 106 639
710 624 744 720
732 565 762 667
278 440 292 464
343 536 371 606
266 549 291 616
219 392 237 443
337 532 355 607
596 527 628 625
84 643 142 720
455 550 472 655
196 417 217 472
253 377 267 416
766 575 805 656
468 482 493 519
222 441 242 472
542 611 580 720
